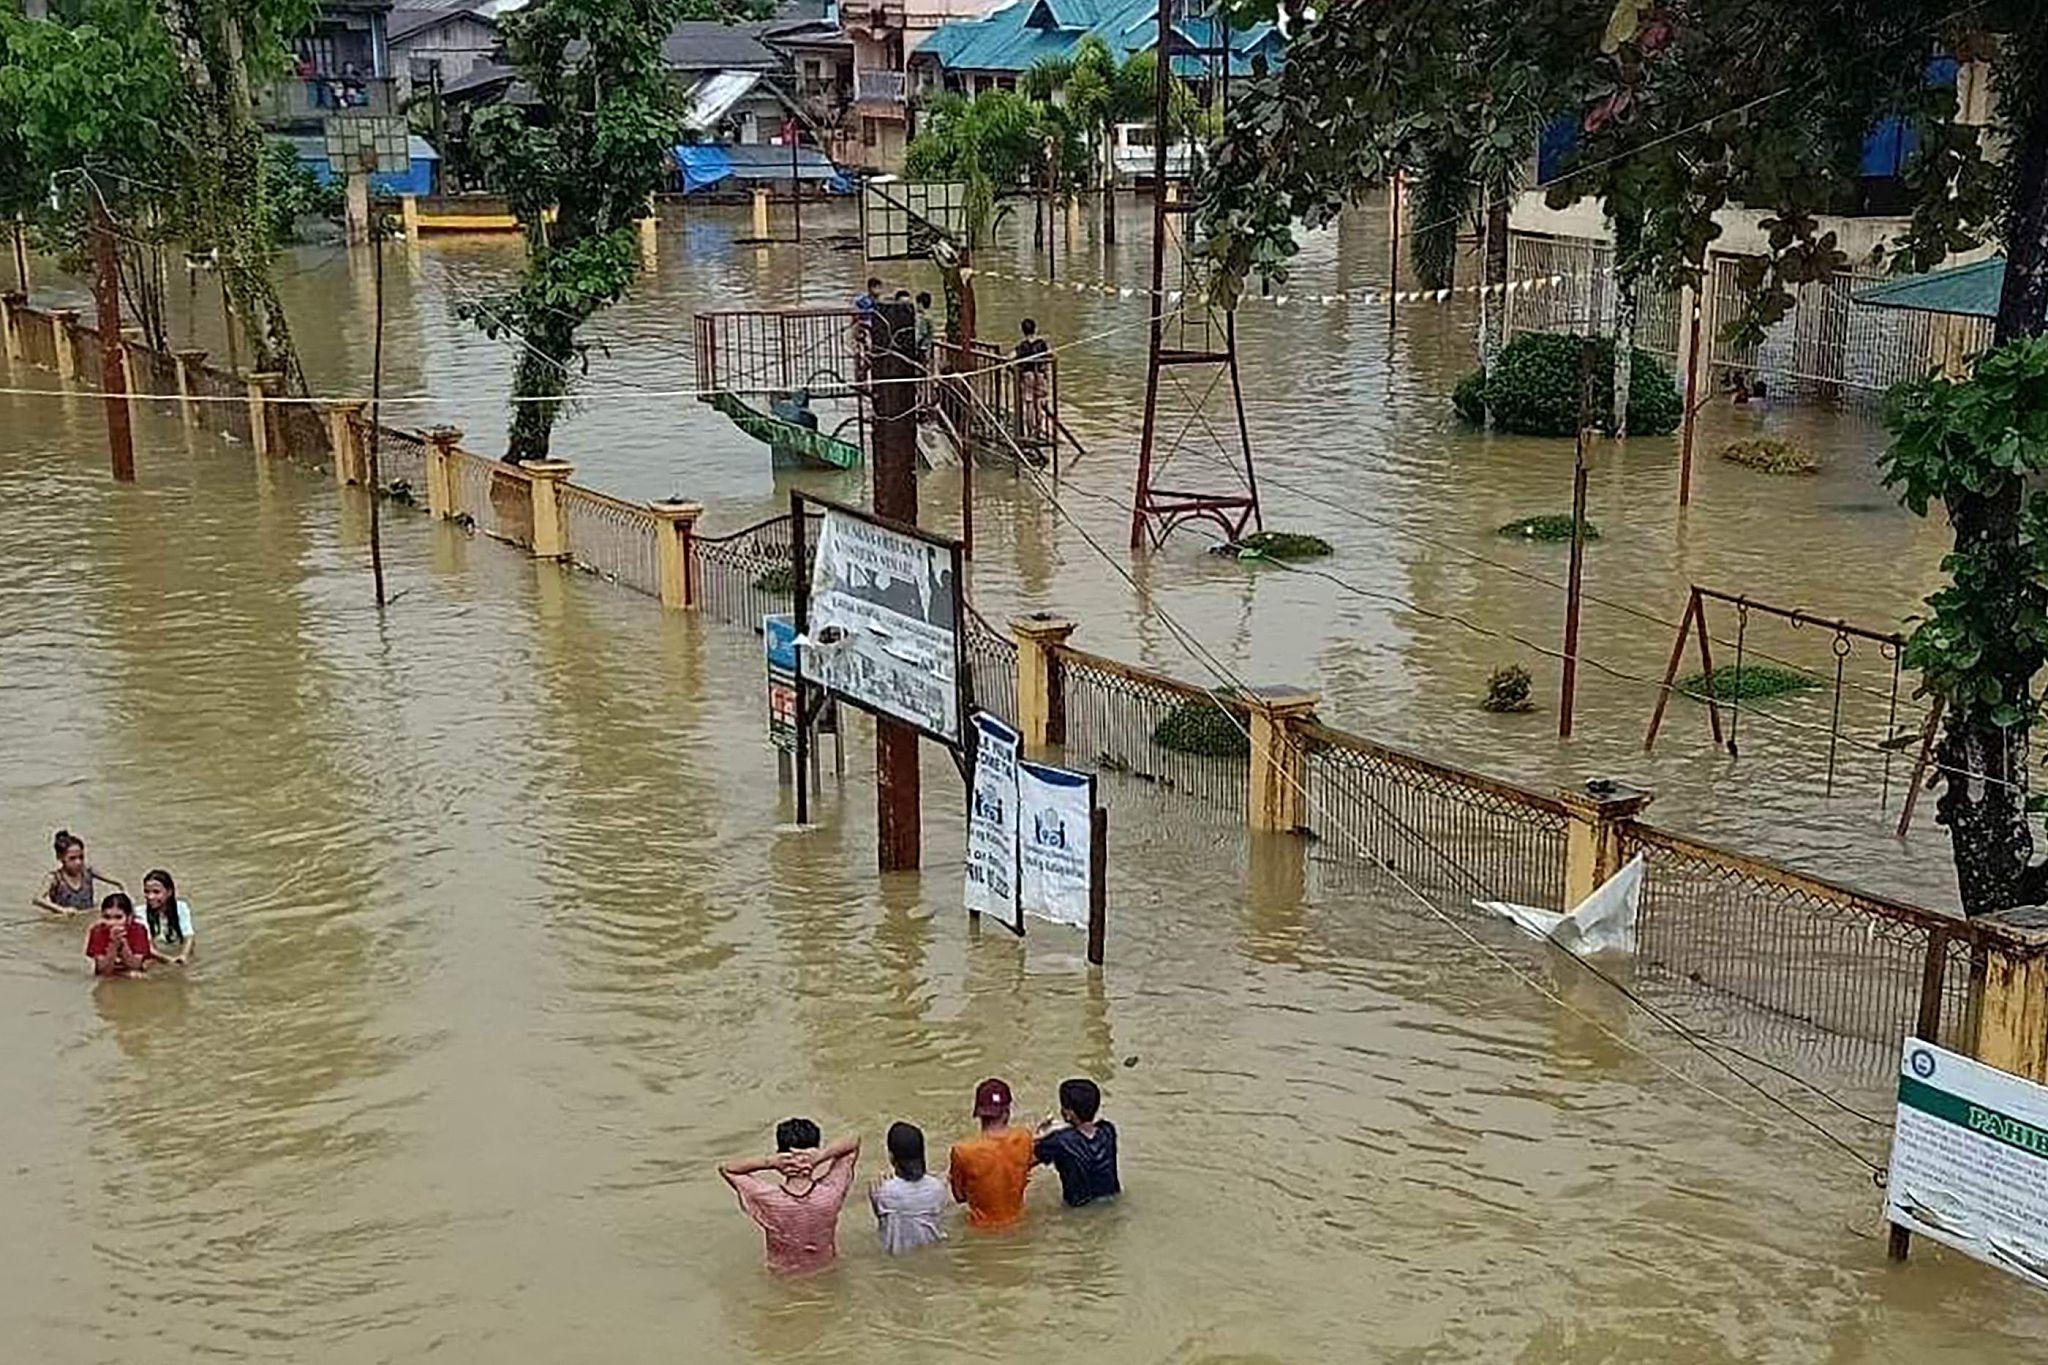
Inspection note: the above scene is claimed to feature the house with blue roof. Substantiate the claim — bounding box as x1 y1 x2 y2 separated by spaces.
909 0 1280 100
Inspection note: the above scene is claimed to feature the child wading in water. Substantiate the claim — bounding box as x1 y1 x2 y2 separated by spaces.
36 829 121 915
869 1121 948 1254
141 869 195 965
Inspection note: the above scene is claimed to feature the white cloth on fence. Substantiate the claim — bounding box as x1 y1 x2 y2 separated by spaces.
1476 854 1645 957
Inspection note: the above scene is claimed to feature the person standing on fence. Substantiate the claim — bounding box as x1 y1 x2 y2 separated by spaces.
718 1118 861 1273
1014 319 1051 441
948 1077 1037 1229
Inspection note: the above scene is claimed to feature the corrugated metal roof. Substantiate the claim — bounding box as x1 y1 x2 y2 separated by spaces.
685 70 766 131
1853 257 2006 319
917 0 1279 75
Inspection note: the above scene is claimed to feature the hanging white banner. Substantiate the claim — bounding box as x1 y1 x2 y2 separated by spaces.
1018 760 1093 929
965 712 1021 932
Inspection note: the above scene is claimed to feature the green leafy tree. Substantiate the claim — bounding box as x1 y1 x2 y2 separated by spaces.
152 0 318 386
0 1 182 343
463 0 686 462
1201 0 2048 913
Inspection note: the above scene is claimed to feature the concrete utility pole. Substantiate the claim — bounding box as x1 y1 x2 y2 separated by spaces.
869 297 922 871
89 193 136 482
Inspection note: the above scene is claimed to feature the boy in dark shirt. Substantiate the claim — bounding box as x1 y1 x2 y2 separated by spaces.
1034 1077 1119 1206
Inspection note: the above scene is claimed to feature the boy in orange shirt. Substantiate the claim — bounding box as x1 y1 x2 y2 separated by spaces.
947 1077 1036 1228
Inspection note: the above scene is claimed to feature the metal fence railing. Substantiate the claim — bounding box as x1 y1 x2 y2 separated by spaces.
560 483 660 597
693 309 864 399
1051 645 1249 813
1299 721 1571 914
964 607 1018 729
693 511 814 629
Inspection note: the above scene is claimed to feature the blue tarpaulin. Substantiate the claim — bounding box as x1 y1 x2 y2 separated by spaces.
281 134 440 197
672 143 851 195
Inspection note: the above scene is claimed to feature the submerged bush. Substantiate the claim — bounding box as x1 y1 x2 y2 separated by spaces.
1680 664 1818 701
1218 530 1334 561
1482 664 1535 713
1152 692 1252 758
1497 514 1599 543
755 563 797 594
1720 438 1821 475
1453 333 1682 437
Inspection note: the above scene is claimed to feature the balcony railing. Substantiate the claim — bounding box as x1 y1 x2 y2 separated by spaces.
257 74 395 126
855 70 906 105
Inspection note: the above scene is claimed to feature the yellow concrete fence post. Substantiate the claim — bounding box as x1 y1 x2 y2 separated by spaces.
0 290 22 362
1246 687 1320 833
1972 909 2048 1083
1558 780 1656 908
425 424 464 520
326 401 367 485
649 500 704 609
1011 613 1078 750
525 460 575 560
751 186 771 240
401 195 421 241
51 307 79 382
246 371 283 457
174 349 205 427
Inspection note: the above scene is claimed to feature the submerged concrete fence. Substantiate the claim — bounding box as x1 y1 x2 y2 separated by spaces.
7 293 2047 1087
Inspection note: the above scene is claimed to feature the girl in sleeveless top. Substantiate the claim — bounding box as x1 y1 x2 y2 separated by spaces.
35 830 122 916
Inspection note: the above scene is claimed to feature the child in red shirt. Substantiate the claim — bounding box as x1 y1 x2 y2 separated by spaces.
85 894 156 976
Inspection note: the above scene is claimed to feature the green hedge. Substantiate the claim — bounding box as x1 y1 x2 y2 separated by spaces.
1454 333 1682 437
1152 693 1252 758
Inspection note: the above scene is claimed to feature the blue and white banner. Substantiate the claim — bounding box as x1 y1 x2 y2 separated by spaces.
965 712 1020 931
1018 760 1093 929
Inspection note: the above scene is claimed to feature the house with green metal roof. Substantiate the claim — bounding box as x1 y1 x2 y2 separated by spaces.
909 0 1281 98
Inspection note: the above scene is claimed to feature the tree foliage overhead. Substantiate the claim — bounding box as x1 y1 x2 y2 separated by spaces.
1196 0 2048 915
0 0 315 372
463 0 686 462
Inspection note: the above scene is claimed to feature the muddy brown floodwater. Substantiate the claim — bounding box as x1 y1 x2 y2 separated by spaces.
5 198 2039 1361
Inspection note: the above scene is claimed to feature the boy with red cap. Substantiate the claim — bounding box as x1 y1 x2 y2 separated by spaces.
947 1077 1036 1229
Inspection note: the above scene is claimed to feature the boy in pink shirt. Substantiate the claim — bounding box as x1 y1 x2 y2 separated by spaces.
719 1119 861 1273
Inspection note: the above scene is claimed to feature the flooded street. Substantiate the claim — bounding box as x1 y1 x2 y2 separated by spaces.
37 192 1954 910
5 389 2048 1361
6 194 2036 1360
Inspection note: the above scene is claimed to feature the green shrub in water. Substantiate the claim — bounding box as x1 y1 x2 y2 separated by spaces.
1482 664 1536 713
755 562 797 594
1497 514 1599 542
1720 438 1821 475
1226 530 1334 561
1680 664 1819 701
1453 333 1682 437
1452 369 1489 426
1152 692 1252 758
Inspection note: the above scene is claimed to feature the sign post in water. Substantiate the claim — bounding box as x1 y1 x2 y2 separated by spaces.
1885 1040 2048 1289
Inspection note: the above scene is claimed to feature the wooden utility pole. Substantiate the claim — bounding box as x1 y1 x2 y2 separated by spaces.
1677 286 1704 507
366 185 389 608
1386 170 1401 329
11 216 29 296
89 195 136 482
871 297 922 870
1558 340 1596 737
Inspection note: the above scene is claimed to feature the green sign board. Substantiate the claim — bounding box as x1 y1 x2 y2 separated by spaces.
1886 1040 2048 1289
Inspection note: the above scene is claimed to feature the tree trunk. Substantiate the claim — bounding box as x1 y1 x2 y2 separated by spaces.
153 1 305 390
1102 141 1117 246
1611 273 1637 438
505 313 577 462
1480 192 1509 428
1939 44 2048 916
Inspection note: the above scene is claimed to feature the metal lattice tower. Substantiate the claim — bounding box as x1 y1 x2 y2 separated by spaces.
1130 0 1261 550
